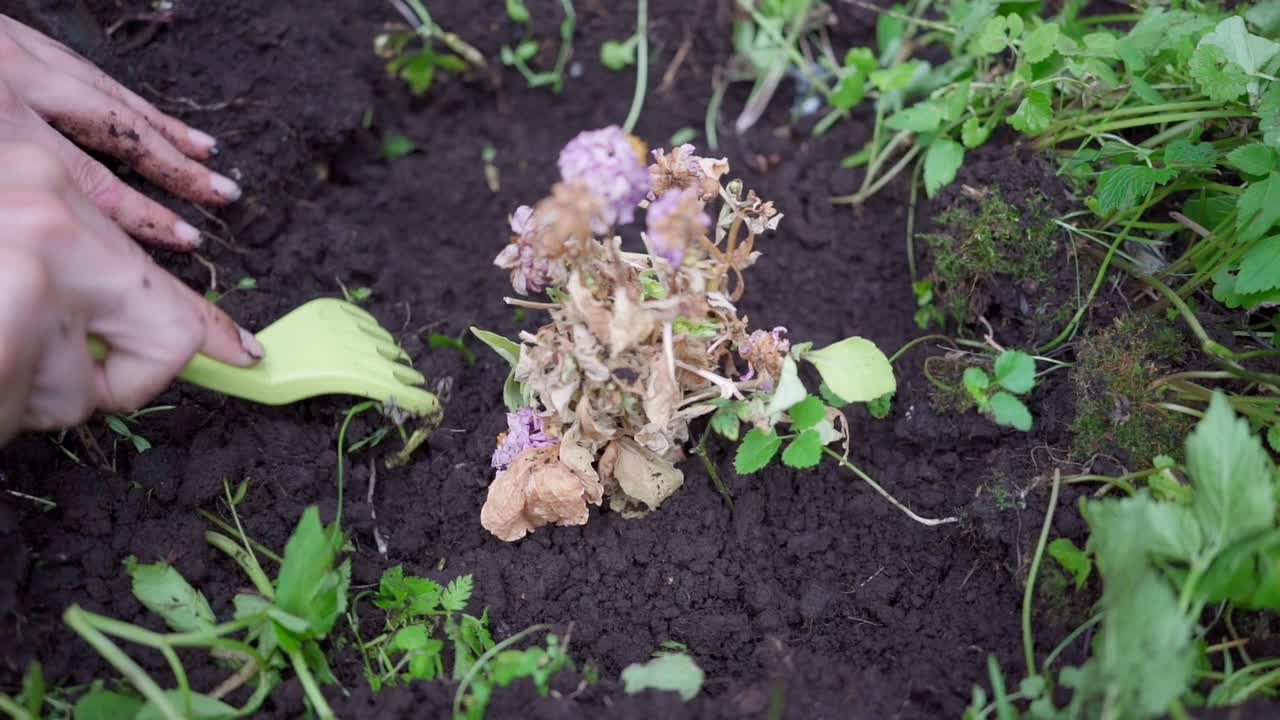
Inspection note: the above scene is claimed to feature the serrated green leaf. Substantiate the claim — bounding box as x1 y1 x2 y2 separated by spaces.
924 138 965 199
1094 165 1178 212
735 428 782 474
1236 235 1280 294
1237 173 1280 242
1021 22 1059 63
989 392 1032 431
1199 16 1280 79
787 396 825 430
622 653 705 701
1227 144 1277 176
1163 139 1217 170
885 102 943 133
441 575 473 612
803 337 896 403
1048 538 1091 590
391 625 429 650
1007 89 1052 134
994 350 1036 394
275 507 341 643
1189 44 1250 103
963 367 991 398
127 559 216 633
1187 392 1275 550
971 15 1008 55
782 430 823 469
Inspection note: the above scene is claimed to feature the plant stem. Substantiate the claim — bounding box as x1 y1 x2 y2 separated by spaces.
453 624 554 717
290 649 335 719
0 695 30 720
1023 470 1060 680
621 0 648 133
198 510 283 564
206 531 275 598
1041 110 1250 148
1037 213 1134 354
889 334 957 364
821 448 959 526
64 606 181 720
705 73 728 150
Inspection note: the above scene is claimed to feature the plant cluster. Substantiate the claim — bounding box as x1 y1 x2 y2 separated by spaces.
473 124 945 540
375 0 484 96
971 393 1280 719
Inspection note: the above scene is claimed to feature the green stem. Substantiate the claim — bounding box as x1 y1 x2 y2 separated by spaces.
290 649 335 719
821 448 959 526
552 0 577 93
1023 471 1061 680
705 73 728 150
1041 110 1250 148
1037 214 1134 354
453 624 555 717
621 0 648 133
64 606 182 720
889 334 957 364
197 510 283 564
1043 614 1103 671
337 401 379 528
0 695 30 720
206 531 275 598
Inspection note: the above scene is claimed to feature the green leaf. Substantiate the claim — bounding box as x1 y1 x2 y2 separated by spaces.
869 61 922 92
1187 392 1275 550
971 15 1008 55
274 507 341 641
1248 0 1280 36
735 428 782 474
885 102 942 133
1094 165 1178 212
764 357 807 416
960 117 990 149
830 71 867 111
469 327 521 368
1199 16 1280 81
440 575 473 612
1269 425 1280 453
126 558 216 633
710 402 742 441
941 82 970 123
669 127 697 146
1048 538 1091 590
20 662 44 717
427 334 475 366
1237 173 1280 242
506 0 530 23
876 9 906 59
787 396 825 430
1227 143 1278 176
1236 235 1280 294
818 382 850 408
993 350 1036 394
382 133 417 160
600 39 636 70
74 690 144 720
924 138 965 199
868 390 893 419
963 367 991 401
1007 89 1052 134
136 691 237 720
621 653 705 701
802 337 896 403
391 625 429 650
1163 139 1217 170
1189 44 1250 103
1021 22 1059 63
988 392 1032 431
782 430 823 469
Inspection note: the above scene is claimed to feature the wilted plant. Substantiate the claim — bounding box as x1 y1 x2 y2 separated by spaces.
473 125 955 542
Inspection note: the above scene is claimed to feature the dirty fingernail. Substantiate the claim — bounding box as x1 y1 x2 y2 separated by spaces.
189 128 218 153
175 220 202 247
211 173 242 202
238 326 264 360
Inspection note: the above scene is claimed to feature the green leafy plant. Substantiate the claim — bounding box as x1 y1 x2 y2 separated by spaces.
382 132 418 160
500 0 576 93
968 393 1280 718
376 0 484 96
64 497 350 720
204 276 258 304
963 349 1037 431
621 651 704 701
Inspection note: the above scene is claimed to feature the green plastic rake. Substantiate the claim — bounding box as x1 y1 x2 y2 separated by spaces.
89 299 440 416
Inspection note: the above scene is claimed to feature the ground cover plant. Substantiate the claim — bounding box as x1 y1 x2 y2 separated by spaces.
1 0 1280 718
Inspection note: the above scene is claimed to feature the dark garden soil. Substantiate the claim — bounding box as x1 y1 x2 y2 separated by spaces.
1 1 1275 719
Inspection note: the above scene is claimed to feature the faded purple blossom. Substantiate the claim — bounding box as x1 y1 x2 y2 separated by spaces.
645 188 710 268
510 205 535 236
491 407 559 471
494 205 561 295
557 126 651 228
740 326 790 391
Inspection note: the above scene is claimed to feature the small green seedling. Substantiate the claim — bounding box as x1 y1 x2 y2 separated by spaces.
205 276 258 304
912 280 944 330
601 35 638 70
376 0 483 96
500 0 576 92
428 332 476 366
336 278 373 304
383 132 418 160
963 350 1036 431
621 651 704 701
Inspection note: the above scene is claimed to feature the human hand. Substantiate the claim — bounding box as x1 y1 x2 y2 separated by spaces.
0 13 241 249
0 142 264 445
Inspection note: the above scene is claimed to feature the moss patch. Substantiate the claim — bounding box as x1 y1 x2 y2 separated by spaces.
1071 313 1191 465
919 187 1058 322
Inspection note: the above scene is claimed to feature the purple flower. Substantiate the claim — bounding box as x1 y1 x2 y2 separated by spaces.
491 408 558 470
510 205 535 236
645 188 710 267
558 126 651 228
